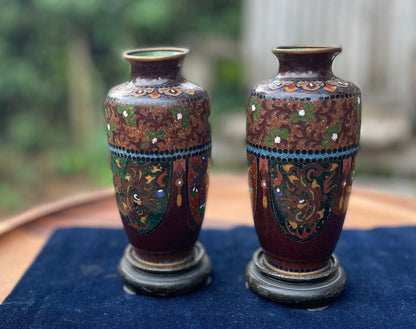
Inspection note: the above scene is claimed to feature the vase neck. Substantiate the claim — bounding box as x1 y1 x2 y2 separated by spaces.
123 48 188 85
273 46 341 79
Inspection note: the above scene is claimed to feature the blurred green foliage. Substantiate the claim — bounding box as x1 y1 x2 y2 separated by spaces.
213 58 246 112
0 0 243 216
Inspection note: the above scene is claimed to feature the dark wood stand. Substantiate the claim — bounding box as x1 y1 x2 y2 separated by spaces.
118 242 211 297
246 249 346 310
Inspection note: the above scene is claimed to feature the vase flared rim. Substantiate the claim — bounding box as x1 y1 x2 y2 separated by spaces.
273 46 342 54
123 47 189 62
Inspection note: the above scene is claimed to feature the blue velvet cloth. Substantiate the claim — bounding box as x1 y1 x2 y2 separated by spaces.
1 226 415 328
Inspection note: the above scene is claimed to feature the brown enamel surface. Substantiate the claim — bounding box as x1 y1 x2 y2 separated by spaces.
247 47 361 271
104 48 211 261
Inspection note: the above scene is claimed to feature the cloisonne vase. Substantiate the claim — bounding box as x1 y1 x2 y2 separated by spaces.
245 46 361 309
105 48 211 296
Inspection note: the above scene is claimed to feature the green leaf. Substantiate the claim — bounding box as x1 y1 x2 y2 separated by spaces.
279 129 289 139
321 137 331 148
303 101 314 111
264 139 274 146
269 128 278 135
171 106 179 115
182 115 190 128
157 129 165 138
334 122 342 133
126 117 135 126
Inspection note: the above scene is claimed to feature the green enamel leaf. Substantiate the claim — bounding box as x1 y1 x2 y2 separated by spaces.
249 97 260 107
303 101 314 111
182 115 190 128
249 97 261 121
279 129 289 139
157 129 165 138
107 123 115 138
126 117 135 126
333 122 342 133
171 106 180 115
264 128 289 146
321 122 342 147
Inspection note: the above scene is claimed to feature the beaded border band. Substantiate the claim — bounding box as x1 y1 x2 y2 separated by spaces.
247 142 358 162
109 142 211 162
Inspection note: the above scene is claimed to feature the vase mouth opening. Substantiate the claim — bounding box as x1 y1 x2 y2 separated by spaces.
273 46 342 55
123 47 189 62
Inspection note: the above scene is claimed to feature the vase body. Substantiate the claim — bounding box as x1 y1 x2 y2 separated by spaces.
105 47 211 296
245 46 361 308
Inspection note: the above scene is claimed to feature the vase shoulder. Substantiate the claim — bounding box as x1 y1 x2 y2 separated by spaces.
106 80 210 105
247 75 362 152
252 76 360 100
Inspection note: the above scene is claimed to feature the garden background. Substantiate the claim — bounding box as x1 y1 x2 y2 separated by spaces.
1 0 415 218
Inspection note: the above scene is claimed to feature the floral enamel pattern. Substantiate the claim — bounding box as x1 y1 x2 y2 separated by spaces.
187 154 210 228
117 105 136 126
249 97 261 121
290 101 314 123
141 129 165 149
110 151 210 234
246 95 360 150
105 95 211 152
171 106 190 128
264 128 289 146
269 161 342 241
111 155 171 234
255 77 357 94
107 83 199 100
322 123 342 148
107 123 115 139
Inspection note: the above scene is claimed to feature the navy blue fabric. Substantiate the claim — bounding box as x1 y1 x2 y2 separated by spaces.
1 226 415 328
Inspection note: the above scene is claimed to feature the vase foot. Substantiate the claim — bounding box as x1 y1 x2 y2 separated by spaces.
118 242 211 297
245 249 346 309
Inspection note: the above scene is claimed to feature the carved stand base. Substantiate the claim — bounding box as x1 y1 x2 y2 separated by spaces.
245 249 346 310
118 242 211 297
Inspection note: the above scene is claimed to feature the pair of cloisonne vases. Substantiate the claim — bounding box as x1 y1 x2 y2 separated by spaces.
104 46 361 309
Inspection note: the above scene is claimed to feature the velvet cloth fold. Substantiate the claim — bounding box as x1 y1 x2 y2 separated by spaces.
1 226 415 328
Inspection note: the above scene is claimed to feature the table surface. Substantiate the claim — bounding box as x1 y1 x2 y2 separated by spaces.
1 174 416 304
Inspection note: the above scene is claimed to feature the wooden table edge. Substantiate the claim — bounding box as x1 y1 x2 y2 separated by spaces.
1 175 415 304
